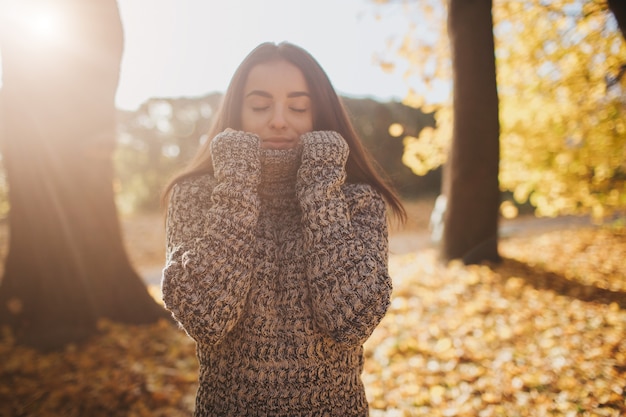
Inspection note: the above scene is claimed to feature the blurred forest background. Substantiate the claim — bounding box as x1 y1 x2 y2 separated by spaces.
0 95 438 217
0 0 626 416
112 93 440 213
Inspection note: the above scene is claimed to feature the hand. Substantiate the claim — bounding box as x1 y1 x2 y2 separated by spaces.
297 131 349 188
300 131 349 166
210 130 261 182
210 129 258 157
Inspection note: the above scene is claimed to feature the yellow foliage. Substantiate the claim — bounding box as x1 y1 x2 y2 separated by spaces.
379 60 396 74
401 104 452 176
377 0 626 219
388 123 405 137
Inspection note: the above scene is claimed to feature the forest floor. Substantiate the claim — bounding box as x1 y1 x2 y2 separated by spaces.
1 197 626 416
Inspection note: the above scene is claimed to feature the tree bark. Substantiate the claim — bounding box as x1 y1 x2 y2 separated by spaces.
0 0 168 350
607 0 626 41
442 0 501 264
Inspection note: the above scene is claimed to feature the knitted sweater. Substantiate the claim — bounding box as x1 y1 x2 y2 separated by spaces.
162 130 392 416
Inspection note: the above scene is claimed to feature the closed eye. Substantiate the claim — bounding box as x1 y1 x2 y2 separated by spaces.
290 107 307 113
252 106 270 112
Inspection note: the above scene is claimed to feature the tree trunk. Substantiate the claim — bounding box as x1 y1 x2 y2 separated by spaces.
442 0 501 264
607 0 626 41
0 0 168 350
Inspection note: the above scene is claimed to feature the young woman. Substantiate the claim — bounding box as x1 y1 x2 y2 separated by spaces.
162 41 405 416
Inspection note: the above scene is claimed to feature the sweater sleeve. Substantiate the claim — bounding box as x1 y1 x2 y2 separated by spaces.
162 131 261 345
296 131 392 347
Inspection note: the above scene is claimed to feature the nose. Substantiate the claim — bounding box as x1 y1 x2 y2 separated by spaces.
270 106 287 129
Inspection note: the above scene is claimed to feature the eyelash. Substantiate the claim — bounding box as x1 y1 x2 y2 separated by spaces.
251 106 307 113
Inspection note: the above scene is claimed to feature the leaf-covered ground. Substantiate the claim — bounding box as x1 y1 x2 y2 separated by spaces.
1 208 625 416
365 226 626 416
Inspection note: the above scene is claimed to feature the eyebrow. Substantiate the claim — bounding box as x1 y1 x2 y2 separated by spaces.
245 90 311 99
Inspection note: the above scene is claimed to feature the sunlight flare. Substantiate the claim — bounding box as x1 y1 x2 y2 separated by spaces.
3 1 67 43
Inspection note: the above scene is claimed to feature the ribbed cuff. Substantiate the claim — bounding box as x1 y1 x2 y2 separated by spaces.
210 130 261 184
300 131 349 166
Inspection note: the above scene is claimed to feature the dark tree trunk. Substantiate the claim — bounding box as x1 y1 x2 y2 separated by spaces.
441 0 501 264
0 0 168 350
607 0 626 41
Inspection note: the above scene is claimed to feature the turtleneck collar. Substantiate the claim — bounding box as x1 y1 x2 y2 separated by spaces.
258 147 301 199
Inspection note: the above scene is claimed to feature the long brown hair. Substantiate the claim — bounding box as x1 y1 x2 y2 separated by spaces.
163 41 405 221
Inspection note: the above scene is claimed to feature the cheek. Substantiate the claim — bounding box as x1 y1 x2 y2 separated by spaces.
295 115 314 135
241 110 263 134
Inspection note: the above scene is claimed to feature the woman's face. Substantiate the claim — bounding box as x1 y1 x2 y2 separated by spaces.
241 60 313 149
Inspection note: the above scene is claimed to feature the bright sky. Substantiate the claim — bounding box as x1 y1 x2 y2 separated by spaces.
115 0 413 110
0 0 417 111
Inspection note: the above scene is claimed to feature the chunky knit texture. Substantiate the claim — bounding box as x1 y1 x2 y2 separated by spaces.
162 130 392 416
